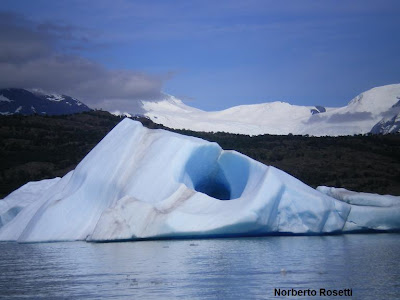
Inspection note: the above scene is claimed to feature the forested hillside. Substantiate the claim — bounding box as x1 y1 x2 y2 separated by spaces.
1 111 399 198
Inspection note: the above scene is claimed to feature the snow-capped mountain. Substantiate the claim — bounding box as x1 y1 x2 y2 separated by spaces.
0 88 91 115
119 83 400 136
370 113 400 134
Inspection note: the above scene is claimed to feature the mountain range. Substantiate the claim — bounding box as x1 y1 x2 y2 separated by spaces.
0 88 91 116
117 83 400 136
1 84 399 136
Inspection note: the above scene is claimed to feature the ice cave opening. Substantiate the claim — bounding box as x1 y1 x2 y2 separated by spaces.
194 175 231 200
181 146 250 200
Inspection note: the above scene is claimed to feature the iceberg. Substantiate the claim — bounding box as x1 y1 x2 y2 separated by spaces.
317 186 400 232
0 119 399 243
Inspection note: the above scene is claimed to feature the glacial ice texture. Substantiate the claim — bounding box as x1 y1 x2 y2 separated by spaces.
0 119 399 243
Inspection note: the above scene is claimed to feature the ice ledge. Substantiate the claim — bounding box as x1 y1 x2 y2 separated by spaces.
317 186 400 232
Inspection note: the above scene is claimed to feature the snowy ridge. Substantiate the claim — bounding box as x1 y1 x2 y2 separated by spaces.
0 118 399 243
46 94 65 102
0 88 91 115
127 84 400 136
30 89 86 106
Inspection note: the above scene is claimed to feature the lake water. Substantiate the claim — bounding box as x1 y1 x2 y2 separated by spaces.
0 234 399 299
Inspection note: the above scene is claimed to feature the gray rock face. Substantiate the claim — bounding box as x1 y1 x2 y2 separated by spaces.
310 105 326 115
370 113 400 134
0 88 91 115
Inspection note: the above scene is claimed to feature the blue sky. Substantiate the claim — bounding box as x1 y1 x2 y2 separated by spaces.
0 0 399 111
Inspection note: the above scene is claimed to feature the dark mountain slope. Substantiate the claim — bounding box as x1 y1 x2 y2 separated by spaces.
0 88 91 115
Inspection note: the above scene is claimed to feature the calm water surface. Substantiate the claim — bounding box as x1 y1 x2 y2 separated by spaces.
0 234 399 299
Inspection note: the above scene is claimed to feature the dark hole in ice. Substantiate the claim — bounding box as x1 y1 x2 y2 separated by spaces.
194 177 231 200
182 146 250 201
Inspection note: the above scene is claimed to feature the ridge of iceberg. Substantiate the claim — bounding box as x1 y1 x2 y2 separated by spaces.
0 119 399 243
